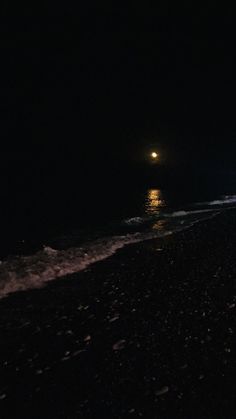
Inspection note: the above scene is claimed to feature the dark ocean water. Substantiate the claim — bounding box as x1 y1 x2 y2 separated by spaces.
0 167 236 299
1 166 236 256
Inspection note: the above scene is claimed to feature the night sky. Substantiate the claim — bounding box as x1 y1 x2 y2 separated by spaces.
1 3 236 185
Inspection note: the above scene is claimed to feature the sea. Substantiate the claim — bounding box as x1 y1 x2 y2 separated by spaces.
0 171 236 299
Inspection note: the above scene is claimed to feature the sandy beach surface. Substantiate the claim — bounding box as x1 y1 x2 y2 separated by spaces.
0 210 235 418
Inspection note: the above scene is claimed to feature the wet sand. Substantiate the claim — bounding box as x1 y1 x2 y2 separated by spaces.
0 211 235 418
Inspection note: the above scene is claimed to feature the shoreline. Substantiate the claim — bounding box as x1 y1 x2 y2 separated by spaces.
0 209 225 301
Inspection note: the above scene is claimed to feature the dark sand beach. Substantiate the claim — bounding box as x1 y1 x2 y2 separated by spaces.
0 210 235 418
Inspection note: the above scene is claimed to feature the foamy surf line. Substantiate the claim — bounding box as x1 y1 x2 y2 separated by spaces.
0 231 174 300
195 195 236 207
165 208 217 217
0 209 223 300
123 208 217 226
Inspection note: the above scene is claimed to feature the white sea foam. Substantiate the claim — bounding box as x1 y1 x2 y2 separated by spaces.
196 195 236 207
209 196 236 205
124 216 145 225
0 231 173 300
168 209 216 217
124 208 215 224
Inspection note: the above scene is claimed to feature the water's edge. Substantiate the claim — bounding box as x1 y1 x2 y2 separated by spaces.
0 210 221 301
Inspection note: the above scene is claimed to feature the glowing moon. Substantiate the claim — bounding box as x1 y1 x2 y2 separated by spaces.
151 152 158 158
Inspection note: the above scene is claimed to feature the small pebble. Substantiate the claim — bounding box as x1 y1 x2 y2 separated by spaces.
109 315 119 323
155 386 169 396
36 369 43 375
61 356 70 362
113 339 126 351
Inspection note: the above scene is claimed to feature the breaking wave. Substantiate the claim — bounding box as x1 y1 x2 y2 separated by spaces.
196 195 236 207
0 193 235 300
123 216 146 225
0 230 173 300
123 208 216 226
167 209 217 217
209 195 236 205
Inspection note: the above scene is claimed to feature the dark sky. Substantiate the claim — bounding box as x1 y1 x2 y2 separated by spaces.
1 3 236 175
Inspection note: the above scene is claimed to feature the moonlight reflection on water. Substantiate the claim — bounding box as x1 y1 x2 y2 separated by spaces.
145 189 165 215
